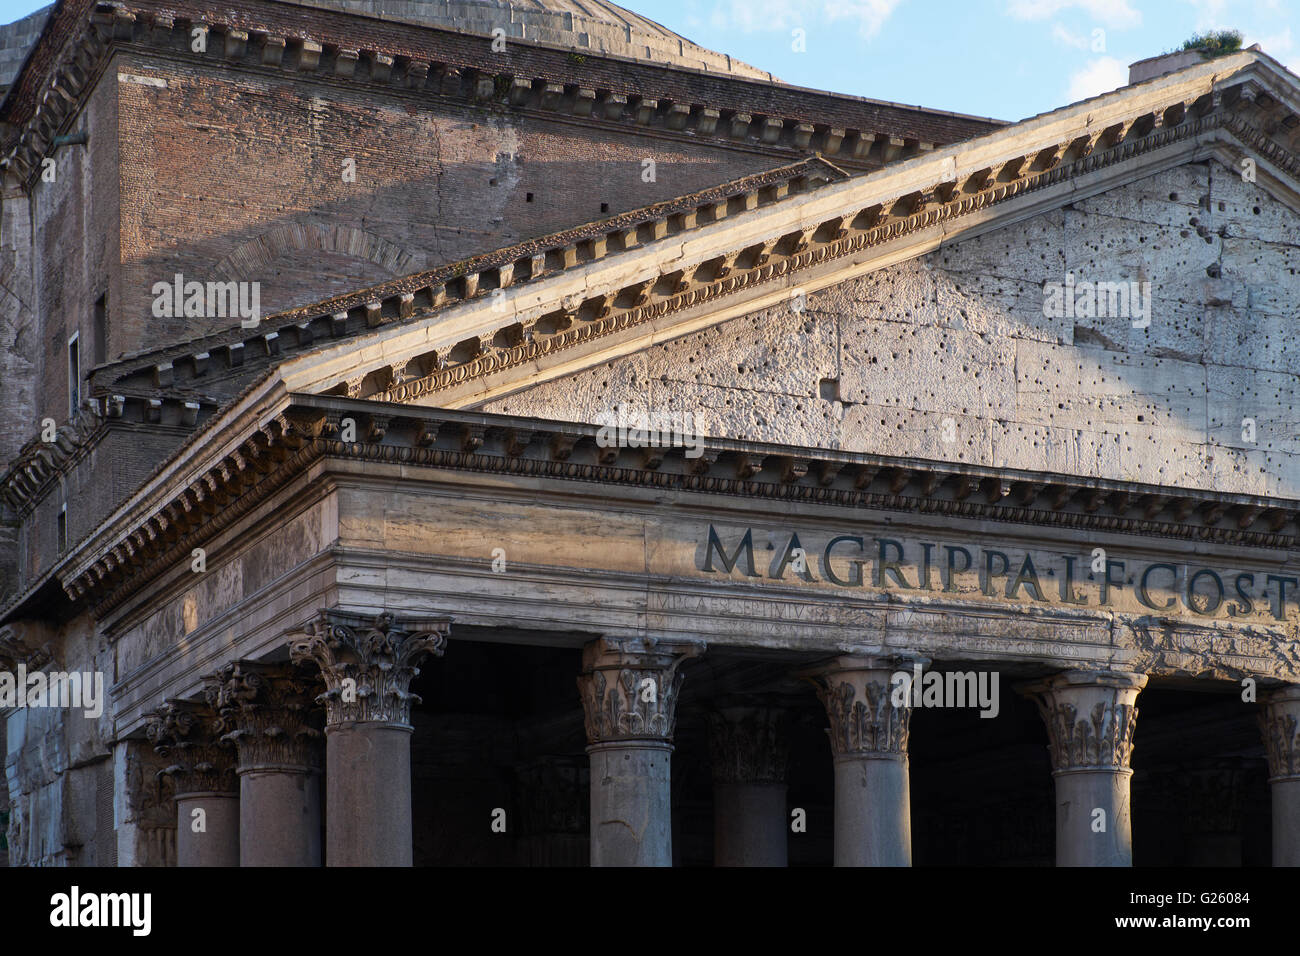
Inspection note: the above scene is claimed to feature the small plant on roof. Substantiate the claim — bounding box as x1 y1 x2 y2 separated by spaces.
1180 29 1244 59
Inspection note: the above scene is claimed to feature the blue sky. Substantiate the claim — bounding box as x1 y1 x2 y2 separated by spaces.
638 0 1300 120
0 0 1295 121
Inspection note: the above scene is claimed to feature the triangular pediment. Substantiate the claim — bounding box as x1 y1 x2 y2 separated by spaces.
40 49 1300 545
481 154 1300 498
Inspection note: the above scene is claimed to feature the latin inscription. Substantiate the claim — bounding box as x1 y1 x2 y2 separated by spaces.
700 524 1297 623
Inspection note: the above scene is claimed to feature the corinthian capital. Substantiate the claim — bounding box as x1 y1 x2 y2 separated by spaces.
145 698 238 796
288 609 451 728
1260 684 1300 783
577 636 703 746
204 660 323 773
1022 670 1147 773
806 656 913 758
707 703 791 785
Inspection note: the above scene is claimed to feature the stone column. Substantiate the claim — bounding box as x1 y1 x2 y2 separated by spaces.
290 609 451 867
1023 670 1147 867
807 656 914 867
206 660 323 867
1259 684 1300 867
146 698 240 867
1180 759 1248 866
577 636 702 867
707 703 790 867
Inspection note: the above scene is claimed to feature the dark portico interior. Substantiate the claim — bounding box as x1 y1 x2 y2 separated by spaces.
406 637 1272 866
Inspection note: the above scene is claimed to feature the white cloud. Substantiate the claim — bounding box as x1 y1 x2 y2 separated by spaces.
1052 23 1091 48
1066 56 1129 101
708 0 904 38
1179 0 1229 28
1252 26 1293 56
1007 0 1141 29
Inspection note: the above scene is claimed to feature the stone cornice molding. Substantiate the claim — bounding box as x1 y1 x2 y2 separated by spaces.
577 635 703 745
1260 684 1300 783
60 404 316 609
1021 669 1147 774
53 395 1300 618
0 403 103 515
359 110 1299 409
287 608 451 728
203 659 323 772
1 0 997 191
144 696 239 795
0 399 211 518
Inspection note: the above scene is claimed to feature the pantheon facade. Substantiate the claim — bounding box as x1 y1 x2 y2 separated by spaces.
1 0 1299 867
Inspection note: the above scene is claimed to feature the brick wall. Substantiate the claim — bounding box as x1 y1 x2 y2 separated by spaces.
113 49 783 353
28 76 119 434
20 424 189 590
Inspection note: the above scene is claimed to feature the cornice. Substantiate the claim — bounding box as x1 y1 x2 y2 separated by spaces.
0 396 214 517
64 396 1300 618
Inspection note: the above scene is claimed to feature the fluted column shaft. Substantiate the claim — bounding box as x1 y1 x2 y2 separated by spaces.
1260 685 1300 867
1024 670 1147 867
290 610 451 867
577 636 702 867
808 656 915 867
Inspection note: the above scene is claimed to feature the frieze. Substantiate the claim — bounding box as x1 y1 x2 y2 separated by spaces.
68 399 1300 624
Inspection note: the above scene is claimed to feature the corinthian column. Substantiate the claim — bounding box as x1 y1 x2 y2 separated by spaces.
1023 670 1147 867
1259 684 1300 866
146 698 240 867
289 610 451 867
577 636 703 867
707 703 790 867
807 656 914 867
206 660 323 867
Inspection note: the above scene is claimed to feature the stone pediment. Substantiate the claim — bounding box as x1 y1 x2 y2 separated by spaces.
250 54 1300 408
9 49 1300 626
485 154 1300 498
81 50 1300 431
